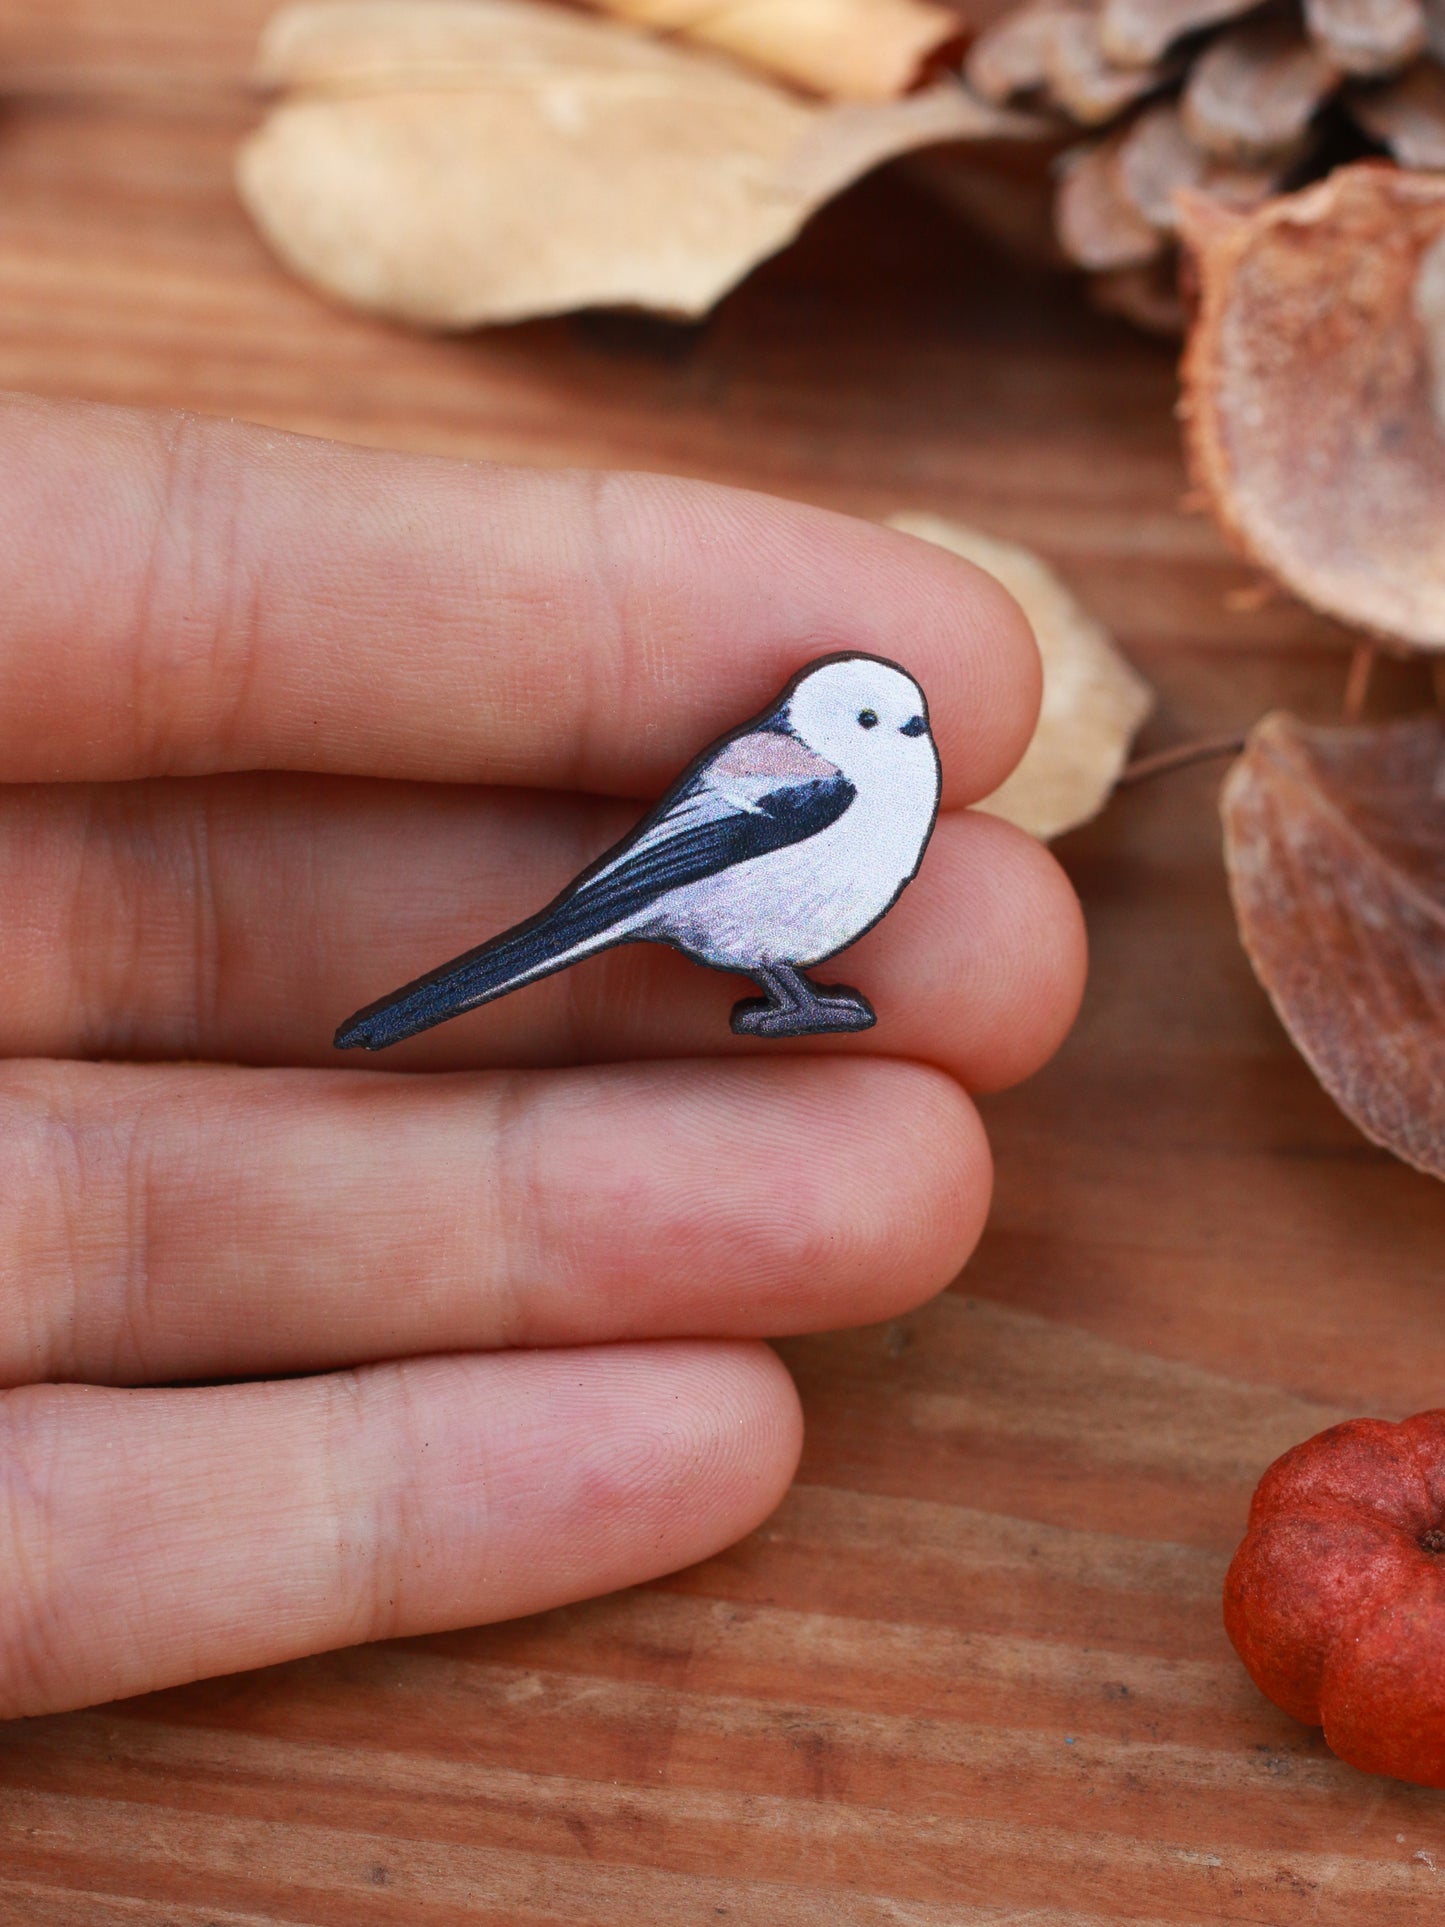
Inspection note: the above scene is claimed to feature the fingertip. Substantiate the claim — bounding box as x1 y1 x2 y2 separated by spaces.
588 482 1044 811
875 1065 995 1308
894 534 1044 809
572 1341 803 1573
861 809 1087 1094
963 816 1088 1094
754 1060 994 1329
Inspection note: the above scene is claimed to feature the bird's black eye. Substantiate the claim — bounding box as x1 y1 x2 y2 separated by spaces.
857 709 879 729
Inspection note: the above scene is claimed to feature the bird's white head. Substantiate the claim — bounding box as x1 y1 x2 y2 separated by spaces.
783 655 939 794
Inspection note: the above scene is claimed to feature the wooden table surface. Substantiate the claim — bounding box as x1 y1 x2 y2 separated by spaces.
3 7 1445 1921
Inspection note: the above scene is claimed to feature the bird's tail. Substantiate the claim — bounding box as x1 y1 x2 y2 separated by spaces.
334 893 633 1052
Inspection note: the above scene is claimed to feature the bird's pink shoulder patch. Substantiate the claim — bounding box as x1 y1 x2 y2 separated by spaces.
710 732 838 785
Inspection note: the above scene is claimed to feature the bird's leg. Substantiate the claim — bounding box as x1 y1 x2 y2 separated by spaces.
730 963 876 1038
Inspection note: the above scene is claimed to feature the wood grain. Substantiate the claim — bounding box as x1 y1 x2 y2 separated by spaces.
2 6 1445 1919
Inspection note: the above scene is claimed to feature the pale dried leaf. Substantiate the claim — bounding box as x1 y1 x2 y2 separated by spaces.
1044 10 1177 120
1056 129 1165 267
1348 62 1445 166
241 0 1038 327
1222 711 1445 1181
1302 0 1427 75
1179 164 1445 652
1098 0 1257 69
574 0 961 101
1181 20 1340 163
888 512 1153 840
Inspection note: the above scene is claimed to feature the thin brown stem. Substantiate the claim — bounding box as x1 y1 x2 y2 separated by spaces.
1118 734 1246 787
1343 644 1377 723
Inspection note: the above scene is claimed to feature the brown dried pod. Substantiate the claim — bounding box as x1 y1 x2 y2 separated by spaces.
1222 711 1445 1181
1179 164 1445 652
1097 0 1256 68
1056 127 1166 265
966 0 1076 99
1302 0 1428 75
1044 9 1179 120
1181 19 1340 162
1089 255 1188 329
1115 97 1284 233
1350 61 1445 165
1115 96 1207 229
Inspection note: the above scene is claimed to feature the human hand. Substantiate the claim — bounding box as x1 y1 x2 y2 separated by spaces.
0 396 1085 1717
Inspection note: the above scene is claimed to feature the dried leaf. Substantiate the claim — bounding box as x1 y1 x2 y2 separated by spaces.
1044 10 1178 120
240 0 1038 328
1302 0 1427 76
1179 164 1445 653
1181 20 1340 163
574 0 961 101
1349 62 1445 166
1098 0 1257 69
1222 711 1445 1181
888 512 1153 840
1056 128 1165 267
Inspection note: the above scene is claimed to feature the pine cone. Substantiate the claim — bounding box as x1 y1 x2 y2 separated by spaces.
963 0 1445 329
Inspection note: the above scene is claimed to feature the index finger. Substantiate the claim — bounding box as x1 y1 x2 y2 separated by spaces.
0 395 1039 806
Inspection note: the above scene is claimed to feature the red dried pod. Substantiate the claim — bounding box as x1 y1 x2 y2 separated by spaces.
1226 1413 1445 1785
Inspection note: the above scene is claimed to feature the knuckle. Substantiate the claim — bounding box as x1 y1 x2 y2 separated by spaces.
0 1064 159 1387
0 1385 80 1718
66 784 223 1061
0 1069 90 1386
314 1366 419 1648
131 412 267 774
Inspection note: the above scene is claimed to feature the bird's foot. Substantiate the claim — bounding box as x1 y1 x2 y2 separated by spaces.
730 980 876 1038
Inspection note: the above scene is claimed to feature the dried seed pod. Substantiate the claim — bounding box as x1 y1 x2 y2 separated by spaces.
1302 0 1428 75
1097 0 1257 68
1420 228 1445 424
1115 97 1282 233
1044 9 1179 120
1181 19 1340 162
1222 712 1445 1180
1089 256 1188 329
1179 164 1445 651
1114 96 1205 229
965 0 1080 99
1056 127 1166 265
1349 61 1445 165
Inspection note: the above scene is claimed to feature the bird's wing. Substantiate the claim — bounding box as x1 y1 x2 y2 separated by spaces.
333 733 851 1051
568 730 855 928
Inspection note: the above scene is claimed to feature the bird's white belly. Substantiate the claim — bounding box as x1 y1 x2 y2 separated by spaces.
654 785 934 969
